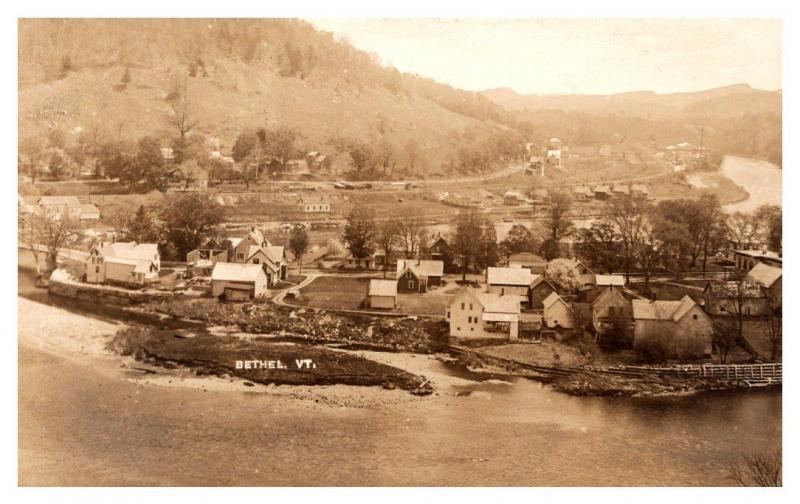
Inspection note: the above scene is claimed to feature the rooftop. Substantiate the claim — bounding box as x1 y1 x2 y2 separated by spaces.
368 279 397 297
487 267 532 286
745 263 782 288
211 263 265 283
595 274 625 287
632 296 698 322
397 259 444 278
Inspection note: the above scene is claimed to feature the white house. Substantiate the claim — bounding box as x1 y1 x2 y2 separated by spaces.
446 287 521 343
298 196 331 213
85 241 160 286
542 292 574 329
210 263 268 301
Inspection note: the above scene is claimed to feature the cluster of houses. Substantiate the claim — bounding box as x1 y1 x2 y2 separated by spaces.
572 184 650 202
364 258 445 309
21 195 101 222
189 227 289 300
442 257 717 359
83 227 289 301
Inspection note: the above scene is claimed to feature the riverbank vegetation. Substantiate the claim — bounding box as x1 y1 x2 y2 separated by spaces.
143 298 450 354
108 326 433 394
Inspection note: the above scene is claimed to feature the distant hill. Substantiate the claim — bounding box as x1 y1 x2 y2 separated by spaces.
18 19 520 178
482 84 782 165
481 83 781 119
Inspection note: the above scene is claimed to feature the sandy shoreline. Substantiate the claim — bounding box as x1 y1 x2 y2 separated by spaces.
18 297 470 409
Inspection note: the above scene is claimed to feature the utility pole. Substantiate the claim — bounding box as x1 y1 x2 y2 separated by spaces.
699 126 704 159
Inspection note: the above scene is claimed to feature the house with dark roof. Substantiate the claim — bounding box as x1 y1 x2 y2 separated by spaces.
573 186 594 201
530 275 558 310
632 296 713 359
593 185 611 200
591 286 632 343
396 259 444 293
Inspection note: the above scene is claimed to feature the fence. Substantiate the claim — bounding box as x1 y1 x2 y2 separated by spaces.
602 363 782 385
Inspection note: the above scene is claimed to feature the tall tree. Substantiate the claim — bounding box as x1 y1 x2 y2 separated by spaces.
540 189 574 260
609 194 651 282
452 209 482 281
396 208 428 259
161 193 225 260
376 219 400 278
478 219 500 281
123 205 161 243
342 206 377 261
289 227 309 274
754 204 782 252
23 213 80 276
575 219 621 274
499 224 535 256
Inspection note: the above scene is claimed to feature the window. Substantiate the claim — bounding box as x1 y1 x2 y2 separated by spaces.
408 281 413 289
253 258 259 264
467 316 472 323
446 311 450 319
461 303 465 310
469 303 473 310
693 314 698 320
95 266 100 273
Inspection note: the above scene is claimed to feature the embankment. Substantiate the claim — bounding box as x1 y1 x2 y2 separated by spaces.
48 269 176 306
108 327 433 394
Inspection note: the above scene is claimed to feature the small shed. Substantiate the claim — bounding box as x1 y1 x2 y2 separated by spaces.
366 279 397 309
210 263 268 300
543 292 575 329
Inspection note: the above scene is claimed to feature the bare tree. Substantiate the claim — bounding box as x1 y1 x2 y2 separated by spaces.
726 450 781 487
396 208 428 259
376 219 400 278
23 213 80 277
762 285 782 361
167 80 197 140
609 194 650 283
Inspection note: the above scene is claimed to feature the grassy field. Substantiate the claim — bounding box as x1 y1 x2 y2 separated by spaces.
295 276 368 310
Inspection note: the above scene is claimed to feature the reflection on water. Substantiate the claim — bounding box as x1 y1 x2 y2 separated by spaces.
18 253 781 486
721 156 782 213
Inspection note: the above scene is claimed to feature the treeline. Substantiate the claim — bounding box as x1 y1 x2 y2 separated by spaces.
511 109 782 166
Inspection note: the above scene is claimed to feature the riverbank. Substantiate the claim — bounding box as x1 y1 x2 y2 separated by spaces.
18 296 782 486
109 326 433 395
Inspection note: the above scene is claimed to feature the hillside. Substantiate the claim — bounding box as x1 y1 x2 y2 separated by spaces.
481 83 781 118
482 84 782 165
18 19 519 178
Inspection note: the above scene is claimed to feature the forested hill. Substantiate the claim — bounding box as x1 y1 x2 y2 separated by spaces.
18 19 524 178
482 85 782 165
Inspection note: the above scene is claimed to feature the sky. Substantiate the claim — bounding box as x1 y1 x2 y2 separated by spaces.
309 18 782 95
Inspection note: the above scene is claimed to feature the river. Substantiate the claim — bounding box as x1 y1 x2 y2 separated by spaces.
18 259 781 486
720 156 782 213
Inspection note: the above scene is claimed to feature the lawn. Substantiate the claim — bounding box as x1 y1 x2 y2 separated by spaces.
295 276 368 310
